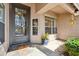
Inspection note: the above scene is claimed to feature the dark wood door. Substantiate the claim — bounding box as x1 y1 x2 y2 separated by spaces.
9 3 31 44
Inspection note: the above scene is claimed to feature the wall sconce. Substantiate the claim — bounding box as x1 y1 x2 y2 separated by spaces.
70 15 75 26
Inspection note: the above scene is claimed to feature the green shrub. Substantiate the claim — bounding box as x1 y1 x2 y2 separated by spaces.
65 37 79 56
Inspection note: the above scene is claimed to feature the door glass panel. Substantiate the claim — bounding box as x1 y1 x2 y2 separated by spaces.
15 8 26 36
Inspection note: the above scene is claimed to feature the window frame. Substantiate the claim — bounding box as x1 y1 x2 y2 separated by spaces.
32 19 38 35
45 16 57 34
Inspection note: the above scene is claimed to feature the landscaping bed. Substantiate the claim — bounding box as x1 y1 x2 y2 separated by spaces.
65 37 79 56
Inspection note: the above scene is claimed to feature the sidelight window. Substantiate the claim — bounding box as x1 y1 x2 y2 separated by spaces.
32 19 38 35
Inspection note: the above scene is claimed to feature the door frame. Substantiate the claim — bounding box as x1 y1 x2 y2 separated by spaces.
9 3 31 44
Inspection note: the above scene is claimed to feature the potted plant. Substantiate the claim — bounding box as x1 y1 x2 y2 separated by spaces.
41 33 49 45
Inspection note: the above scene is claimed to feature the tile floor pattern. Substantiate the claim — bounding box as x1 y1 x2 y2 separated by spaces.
7 39 65 56
36 46 60 56
44 39 65 55
7 47 46 56
7 44 46 56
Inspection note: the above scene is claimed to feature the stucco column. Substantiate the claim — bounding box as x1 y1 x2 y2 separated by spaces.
0 3 10 56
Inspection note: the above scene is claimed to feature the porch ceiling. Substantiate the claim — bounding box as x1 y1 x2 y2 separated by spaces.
36 3 75 15
50 5 69 14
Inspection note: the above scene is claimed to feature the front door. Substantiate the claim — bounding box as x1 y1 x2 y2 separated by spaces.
10 4 30 44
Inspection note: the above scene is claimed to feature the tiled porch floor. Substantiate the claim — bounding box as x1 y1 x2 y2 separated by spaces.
7 47 46 56
44 39 65 55
6 39 65 56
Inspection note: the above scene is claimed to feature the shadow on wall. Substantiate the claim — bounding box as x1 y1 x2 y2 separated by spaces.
0 22 4 44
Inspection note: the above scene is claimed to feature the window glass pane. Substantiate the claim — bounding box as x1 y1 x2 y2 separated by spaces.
32 19 38 26
15 8 26 36
45 27 51 34
0 3 5 44
53 27 57 34
32 19 38 35
51 20 57 34
45 19 51 27
0 4 4 23
33 27 38 35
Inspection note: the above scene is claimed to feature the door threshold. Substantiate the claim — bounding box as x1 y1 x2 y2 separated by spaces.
8 42 30 52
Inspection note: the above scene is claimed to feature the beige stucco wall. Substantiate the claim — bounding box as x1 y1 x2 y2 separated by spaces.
1 3 78 55
57 13 79 40
23 3 58 43
23 3 41 43
24 4 45 43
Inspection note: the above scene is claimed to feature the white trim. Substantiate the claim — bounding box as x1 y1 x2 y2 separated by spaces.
74 11 79 16
60 3 74 14
74 3 79 10
44 14 56 19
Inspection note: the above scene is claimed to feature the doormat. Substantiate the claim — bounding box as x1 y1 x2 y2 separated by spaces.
8 43 29 52
17 44 29 50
